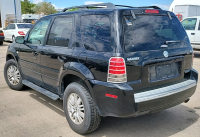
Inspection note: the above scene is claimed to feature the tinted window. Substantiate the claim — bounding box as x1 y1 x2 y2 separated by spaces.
27 18 51 45
10 24 15 29
123 15 188 52
47 17 73 47
181 18 197 30
199 21 200 30
81 15 111 52
17 24 33 29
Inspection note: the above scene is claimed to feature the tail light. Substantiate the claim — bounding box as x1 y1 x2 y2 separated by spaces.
0 32 4 36
107 57 127 83
18 31 25 35
145 9 159 13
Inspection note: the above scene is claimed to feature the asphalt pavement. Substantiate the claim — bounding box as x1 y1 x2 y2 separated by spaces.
0 42 200 137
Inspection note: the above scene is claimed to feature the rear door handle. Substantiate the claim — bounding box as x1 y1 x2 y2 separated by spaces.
191 33 195 35
57 56 64 62
57 55 67 62
32 51 39 59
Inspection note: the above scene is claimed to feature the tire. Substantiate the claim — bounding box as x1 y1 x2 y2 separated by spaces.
4 59 24 90
63 82 101 134
12 36 15 43
0 41 3 45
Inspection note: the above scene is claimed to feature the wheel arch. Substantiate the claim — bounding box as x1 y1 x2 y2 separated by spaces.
60 70 101 116
60 69 94 96
6 52 17 62
59 62 94 94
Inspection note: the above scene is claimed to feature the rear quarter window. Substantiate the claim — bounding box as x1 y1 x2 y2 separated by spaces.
17 24 33 29
81 15 112 52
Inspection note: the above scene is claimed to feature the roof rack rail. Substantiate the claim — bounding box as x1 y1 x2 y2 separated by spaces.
133 6 161 9
115 5 161 9
62 3 116 12
61 3 161 12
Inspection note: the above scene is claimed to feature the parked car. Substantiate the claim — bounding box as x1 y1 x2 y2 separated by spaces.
181 16 200 49
3 23 33 42
0 30 4 45
4 3 198 135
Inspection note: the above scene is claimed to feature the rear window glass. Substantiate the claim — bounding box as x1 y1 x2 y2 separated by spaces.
123 15 188 52
17 24 33 29
81 15 112 52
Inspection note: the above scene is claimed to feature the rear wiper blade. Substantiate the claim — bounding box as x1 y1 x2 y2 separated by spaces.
165 40 181 44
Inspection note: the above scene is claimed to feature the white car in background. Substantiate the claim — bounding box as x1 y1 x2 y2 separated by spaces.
3 23 33 42
181 16 200 49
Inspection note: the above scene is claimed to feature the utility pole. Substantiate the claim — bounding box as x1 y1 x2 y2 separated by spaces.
14 0 17 23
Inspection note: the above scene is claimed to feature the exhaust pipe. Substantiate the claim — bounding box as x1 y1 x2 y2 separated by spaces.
184 98 190 103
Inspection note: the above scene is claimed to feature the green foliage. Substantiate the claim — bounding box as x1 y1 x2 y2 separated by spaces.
66 7 96 12
68 8 79 11
21 0 57 15
32 2 57 15
21 0 35 14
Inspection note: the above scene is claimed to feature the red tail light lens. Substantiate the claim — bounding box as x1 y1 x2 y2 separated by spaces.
18 31 25 35
105 93 118 99
107 57 127 83
0 33 4 36
145 9 159 13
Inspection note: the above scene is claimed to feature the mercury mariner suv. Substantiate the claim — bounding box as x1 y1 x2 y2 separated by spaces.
4 3 198 135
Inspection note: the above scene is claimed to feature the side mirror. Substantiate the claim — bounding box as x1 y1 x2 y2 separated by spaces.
15 36 25 44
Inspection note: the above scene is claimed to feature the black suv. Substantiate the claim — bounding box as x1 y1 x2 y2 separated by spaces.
4 3 198 134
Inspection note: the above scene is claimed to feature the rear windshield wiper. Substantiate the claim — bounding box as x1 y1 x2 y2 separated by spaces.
165 40 181 44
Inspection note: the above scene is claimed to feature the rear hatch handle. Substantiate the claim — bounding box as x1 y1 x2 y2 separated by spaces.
165 40 181 44
160 45 168 48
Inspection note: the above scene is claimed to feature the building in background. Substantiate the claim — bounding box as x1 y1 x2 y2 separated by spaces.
22 14 40 23
169 0 200 21
0 0 22 29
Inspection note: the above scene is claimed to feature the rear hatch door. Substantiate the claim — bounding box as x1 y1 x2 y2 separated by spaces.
122 10 193 92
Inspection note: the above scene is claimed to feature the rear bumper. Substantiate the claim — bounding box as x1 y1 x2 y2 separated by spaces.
0 36 4 41
135 79 196 112
89 69 198 117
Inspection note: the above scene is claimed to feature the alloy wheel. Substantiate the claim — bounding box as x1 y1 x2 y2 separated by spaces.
7 65 20 85
67 93 85 125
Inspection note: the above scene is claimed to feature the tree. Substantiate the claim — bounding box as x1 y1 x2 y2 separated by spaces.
32 2 57 15
21 0 35 14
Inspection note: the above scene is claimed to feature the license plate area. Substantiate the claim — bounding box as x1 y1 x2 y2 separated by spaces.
149 62 181 82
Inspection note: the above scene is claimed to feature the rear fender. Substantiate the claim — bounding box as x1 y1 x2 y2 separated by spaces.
59 62 94 94
68 62 94 80
59 62 97 110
